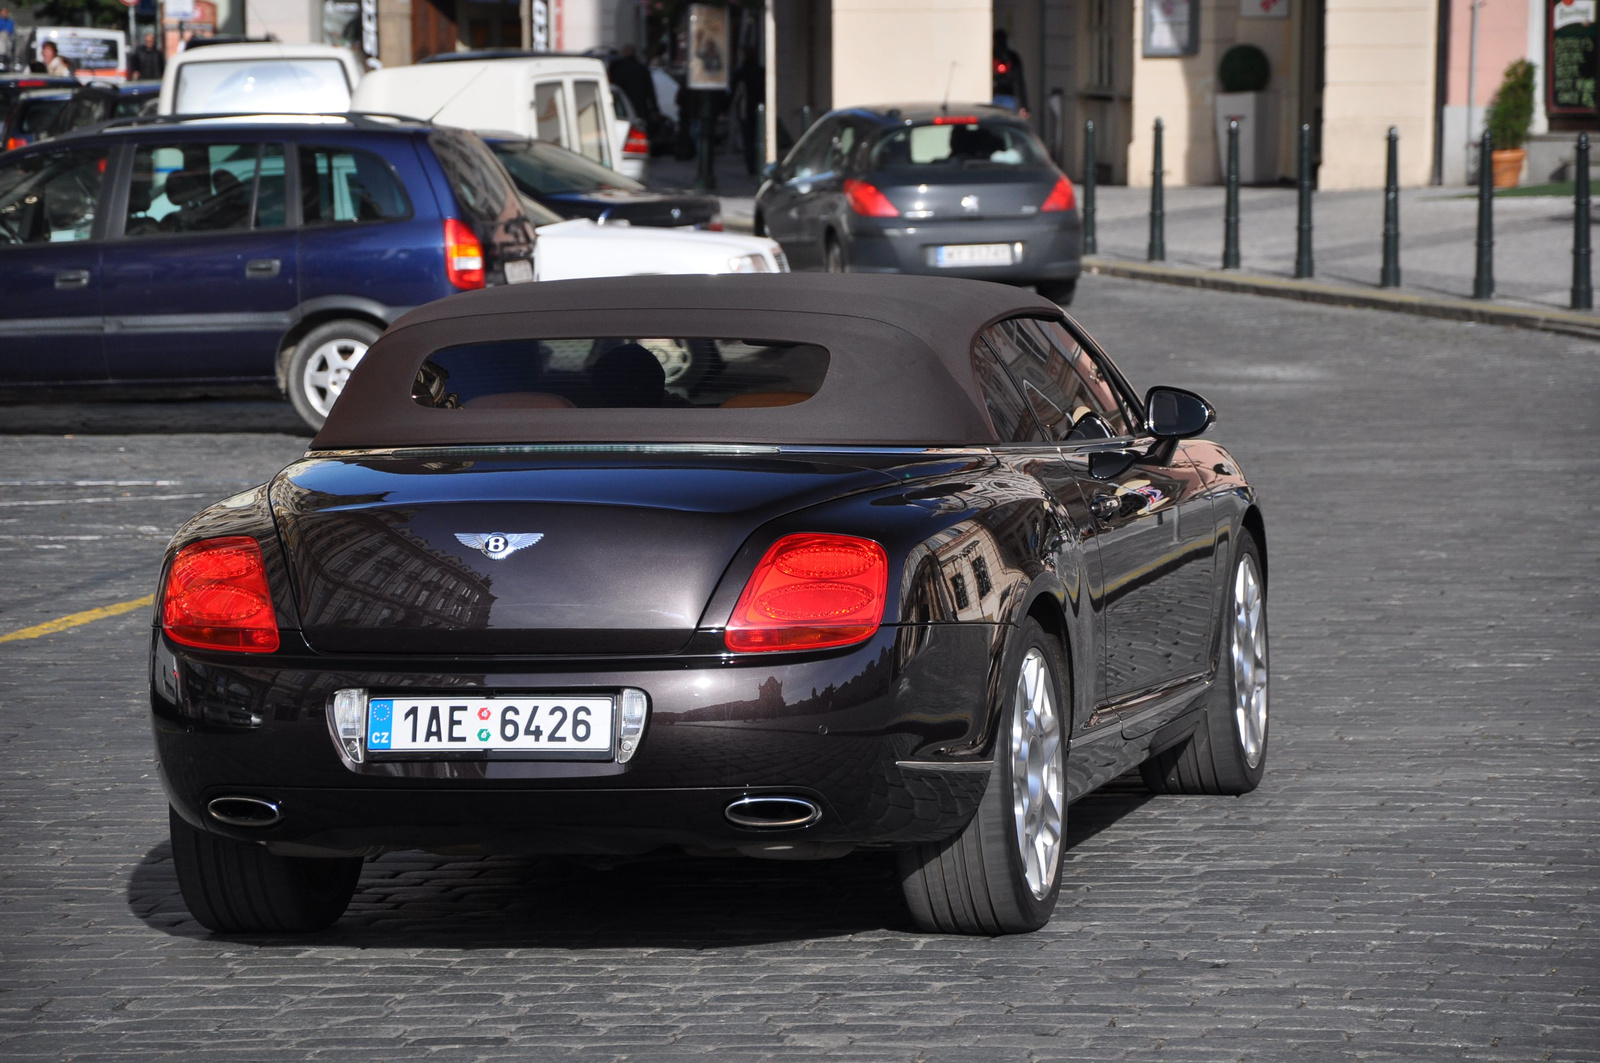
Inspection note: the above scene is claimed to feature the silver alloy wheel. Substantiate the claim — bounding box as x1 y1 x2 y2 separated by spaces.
301 337 370 418
1010 647 1064 900
1231 553 1269 769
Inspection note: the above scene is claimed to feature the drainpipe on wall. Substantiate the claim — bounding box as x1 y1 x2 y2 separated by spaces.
1466 0 1482 182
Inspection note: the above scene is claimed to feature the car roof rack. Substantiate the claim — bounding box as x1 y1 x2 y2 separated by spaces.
83 111 436 135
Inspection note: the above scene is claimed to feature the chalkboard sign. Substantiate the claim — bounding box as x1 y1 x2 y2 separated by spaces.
1549 1 1599 115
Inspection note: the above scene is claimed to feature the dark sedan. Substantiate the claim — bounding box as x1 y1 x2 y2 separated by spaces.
0 73 79 125
45 80 159 138
484 134 722 229
151 274 1267 936
2 87 74 151
756 104 1082 303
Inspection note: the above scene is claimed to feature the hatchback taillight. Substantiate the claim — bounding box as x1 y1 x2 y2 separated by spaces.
162 537 279 653
725 533 889 652
443 217 485 290
5 137 24 152
1042 175 1076 212
624 124 649 155
843 178 899 218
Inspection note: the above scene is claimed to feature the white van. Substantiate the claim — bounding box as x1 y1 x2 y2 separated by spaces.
351 55 626 173
31 27 126 83
159 43 363 115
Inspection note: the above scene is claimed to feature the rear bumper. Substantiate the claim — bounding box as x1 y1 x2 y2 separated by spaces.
845 211 1082 283
152 622 1004 856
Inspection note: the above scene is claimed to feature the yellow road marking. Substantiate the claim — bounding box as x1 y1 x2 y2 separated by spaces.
0 594 155 644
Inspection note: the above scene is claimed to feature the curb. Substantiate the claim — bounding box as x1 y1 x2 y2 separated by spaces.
1082 257 1600 341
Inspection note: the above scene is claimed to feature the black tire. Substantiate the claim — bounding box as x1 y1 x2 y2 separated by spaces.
752 211 766 237
168 806 362 934
1036 277 1077 306
1140 530 1269 796
285 318 382 432
898 617 1068 934
824 234 847 273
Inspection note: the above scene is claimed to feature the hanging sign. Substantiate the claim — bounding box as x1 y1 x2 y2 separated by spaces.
1144 0 1199 58
1550 0 1599 115
687 4 729 90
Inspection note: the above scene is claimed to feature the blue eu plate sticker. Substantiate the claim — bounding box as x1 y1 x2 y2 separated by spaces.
367 699 394 750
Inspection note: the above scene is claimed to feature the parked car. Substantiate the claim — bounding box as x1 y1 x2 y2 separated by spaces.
0 114 533 429
0 73 79 119
25 26 127 83
158 43 363 115
484 134 720 229
1 87 74 151
610 87 649 180
45 81 159 138
755 104 1082 304
353 54 627 175
147 272 1269 936
521 193 786 280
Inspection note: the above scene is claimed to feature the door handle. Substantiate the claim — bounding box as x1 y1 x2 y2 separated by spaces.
245 258 281 279
54 269 90 290
1090 493 1121 520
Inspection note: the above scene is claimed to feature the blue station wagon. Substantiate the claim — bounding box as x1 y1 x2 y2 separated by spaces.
0 114 536 428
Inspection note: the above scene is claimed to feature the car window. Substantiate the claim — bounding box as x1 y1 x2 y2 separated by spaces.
55 93 103 135
18 96 67 136
572 80 610 165
173 58 351 114
488 137 644 196
831 123 858 170
113 92 154 119
533 81 566 145
0 146 107 245
787 118 837 180
873 120 1051 169
981 318 1131 440
255 144 287 228
124 142 272 237
971 339 1044 443
412 337 830 411
299 144 411 225
1022 319 1134 438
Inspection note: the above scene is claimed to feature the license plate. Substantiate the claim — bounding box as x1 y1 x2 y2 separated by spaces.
504 258 534 284
934 243 1014 268
366 695 614 758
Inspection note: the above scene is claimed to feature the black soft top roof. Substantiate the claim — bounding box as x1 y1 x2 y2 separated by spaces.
311 274 1064 450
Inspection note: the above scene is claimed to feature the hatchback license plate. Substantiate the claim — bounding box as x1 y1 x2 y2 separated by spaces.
367 696 614 758
934 243 1013 268
504 259 534 284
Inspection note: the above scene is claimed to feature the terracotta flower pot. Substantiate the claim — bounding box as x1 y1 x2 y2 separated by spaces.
1490 148 1526 189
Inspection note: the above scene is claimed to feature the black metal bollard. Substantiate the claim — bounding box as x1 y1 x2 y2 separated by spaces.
1295 123 1314 278
1223 120 1241 269
1574 133 1592 310
1380 127 1400 287
1083 120 1098 255
1473 129 1494 299
1149 118 1165 262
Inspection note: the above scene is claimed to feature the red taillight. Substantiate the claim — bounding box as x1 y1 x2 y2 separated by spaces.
5 137 24 152
932 115 979 126
624 124 649 155
1041 175 1075 212
443 217 485 290
843 178 899 218
162 537 279 653
725 533 889 653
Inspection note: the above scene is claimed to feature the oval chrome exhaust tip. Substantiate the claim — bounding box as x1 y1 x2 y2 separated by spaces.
207 796 282 828
724 795 821 830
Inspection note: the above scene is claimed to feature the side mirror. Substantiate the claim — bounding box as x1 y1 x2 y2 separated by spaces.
761 161 781 182
1143 386 1215 439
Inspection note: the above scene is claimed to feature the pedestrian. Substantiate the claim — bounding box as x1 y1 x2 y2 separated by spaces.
730 45 764 176
39 40 71 78
129 31 165 82
0 8 15 70
992 28 1027 116
607 43 658 124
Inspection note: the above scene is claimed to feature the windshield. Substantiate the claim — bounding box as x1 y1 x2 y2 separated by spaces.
174 58 352 114
489 137 645 195
872 121 1051 169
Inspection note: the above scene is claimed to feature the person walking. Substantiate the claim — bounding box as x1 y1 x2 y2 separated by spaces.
992 28 1027 116
731 45 765 176
0 8 16 71
130 31 165 81
607 44 658 124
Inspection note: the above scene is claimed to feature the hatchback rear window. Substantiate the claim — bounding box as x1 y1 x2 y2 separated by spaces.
173 58 352 114
413 338 829 411
873 121 1050 168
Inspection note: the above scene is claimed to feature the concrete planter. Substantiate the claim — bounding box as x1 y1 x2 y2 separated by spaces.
1491 148 1526 189
1215 92 1277 185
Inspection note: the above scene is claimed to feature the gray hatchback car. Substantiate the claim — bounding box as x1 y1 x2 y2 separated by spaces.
755 104 1081 303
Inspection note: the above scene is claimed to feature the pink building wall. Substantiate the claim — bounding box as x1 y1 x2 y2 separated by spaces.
1446 0 1531 107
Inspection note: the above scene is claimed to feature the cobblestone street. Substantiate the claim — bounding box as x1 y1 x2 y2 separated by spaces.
0 277 1595 1060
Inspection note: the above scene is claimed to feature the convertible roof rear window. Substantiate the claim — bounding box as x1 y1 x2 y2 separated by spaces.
414 337 829 411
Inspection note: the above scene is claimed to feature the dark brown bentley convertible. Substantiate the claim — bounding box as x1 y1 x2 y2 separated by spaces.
151 274 1269 936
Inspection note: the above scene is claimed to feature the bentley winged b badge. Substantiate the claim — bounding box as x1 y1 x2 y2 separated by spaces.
455 533 544 560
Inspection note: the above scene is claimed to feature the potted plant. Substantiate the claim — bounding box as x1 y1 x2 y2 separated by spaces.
1485 59 1535 188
